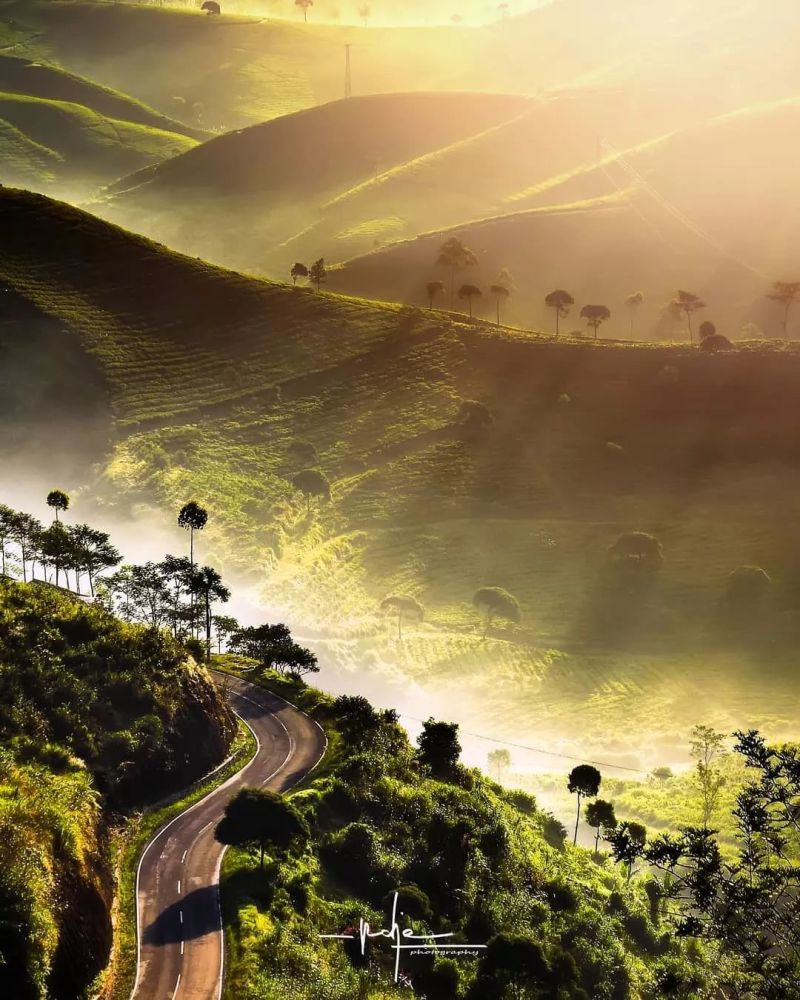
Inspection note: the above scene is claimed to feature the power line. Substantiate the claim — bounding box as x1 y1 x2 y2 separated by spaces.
397 713 649 774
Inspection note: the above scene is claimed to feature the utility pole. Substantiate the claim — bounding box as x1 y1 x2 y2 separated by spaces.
345 43 352 99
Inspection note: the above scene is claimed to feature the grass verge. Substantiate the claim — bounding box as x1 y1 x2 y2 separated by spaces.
94 716 257 1000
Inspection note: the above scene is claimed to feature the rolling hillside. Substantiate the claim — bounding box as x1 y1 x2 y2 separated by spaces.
95 91 532 270
328 97 800 336
3 188 800 771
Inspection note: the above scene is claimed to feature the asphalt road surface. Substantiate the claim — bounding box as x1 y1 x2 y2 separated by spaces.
131 672 327 1000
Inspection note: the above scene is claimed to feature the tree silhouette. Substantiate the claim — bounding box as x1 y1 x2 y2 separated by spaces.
698 320 716 341
0 504 14 576
380 594 424 640
40 522 70 588
295 0 314 22
215 787 308 869
201 0 221 13
472 586 521 638
690 725 727 828
671 290 706 343
437 236 478 310
10 512 40 583
487 748 511 782
567 764 601 845
418 718 461 778
358 3 371 25
544 289 574 338
177 501 208 570
291 262 308 285
767 281 800 341
291 469 330 512
425 279 445 310
46 490 69 523
190 566 231 661
585 798 617 853
607 820 647 880
309 258 327 290
458 283 482 318
625 291 644 337
229 623 318 677
580 304 611 339
490 282 511 327
70 524 120 596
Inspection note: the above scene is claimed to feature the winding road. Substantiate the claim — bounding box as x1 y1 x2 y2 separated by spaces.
131 672 327 1000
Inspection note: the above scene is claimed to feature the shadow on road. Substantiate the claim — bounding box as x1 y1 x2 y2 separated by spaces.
143 886 219 945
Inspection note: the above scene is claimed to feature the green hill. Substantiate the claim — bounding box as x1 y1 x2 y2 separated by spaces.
0 578 235 999
3 187 800 775
95 92 531 272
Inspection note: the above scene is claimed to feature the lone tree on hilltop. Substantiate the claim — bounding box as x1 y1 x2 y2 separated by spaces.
672 289 706 343
292 469 330 512
585 798 617 853
473 586 521 639
46 490 69 523
567 764 601 845
767 280 800 341
178 501 208 569
215 787 308 870
625 291 644 337
458 283 482 318
425 279 445 310
437 236 478 310
291 262 308 285
580 304 611 339
295 0 314 22
418 718 461 779
544 289 574 338
309 258 327 290
380 594 424 640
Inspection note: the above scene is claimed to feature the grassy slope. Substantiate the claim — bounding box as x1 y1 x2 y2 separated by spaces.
2 188 800 775
94 92 532 271
0 90 196 190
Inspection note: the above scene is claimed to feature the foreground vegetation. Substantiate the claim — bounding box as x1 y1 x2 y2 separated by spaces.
0 575 236 997
218 665 718 1000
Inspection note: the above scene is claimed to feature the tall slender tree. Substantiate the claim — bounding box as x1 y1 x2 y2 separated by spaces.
425 279 445 310
490 273 512 327
295 0 313 22
46 489 69 523
190 566 231 661
625 291 644 337
178 501 208 570
437 237 478 310
671 290 706 343
567 764 601 845
458 283 482 319
767 280 800 342
544 289 574 338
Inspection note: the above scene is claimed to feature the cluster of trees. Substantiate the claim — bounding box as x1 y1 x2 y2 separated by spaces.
1 493 318 674
425 238 800 344
0 492 120 594
222 693 709 998
290 258 327 290
608 730 800 997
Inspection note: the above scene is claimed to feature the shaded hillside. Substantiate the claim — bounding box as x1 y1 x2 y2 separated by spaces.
0 90 196 194
4 189 800 767
328 96 800 336
0 53 205 138
95 91 531 269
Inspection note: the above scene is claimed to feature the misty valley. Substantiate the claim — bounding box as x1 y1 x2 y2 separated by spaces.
1 2 800 999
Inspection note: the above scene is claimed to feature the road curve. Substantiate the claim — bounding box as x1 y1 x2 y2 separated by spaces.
131 672 327 1000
